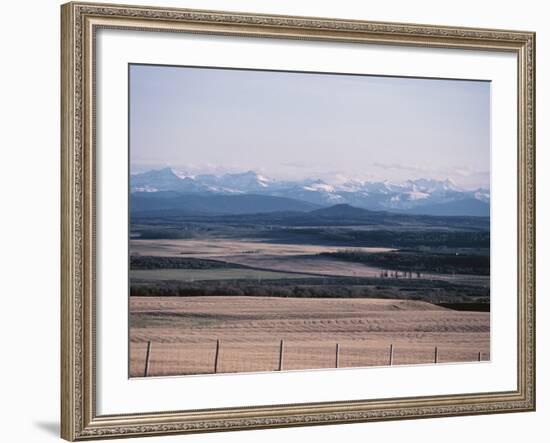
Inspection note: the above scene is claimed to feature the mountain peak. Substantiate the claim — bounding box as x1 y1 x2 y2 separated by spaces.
130 167 489 216
131 167 206 193
219 170 271 189
148 167 178 177
406 177 460 192
330 203 355 210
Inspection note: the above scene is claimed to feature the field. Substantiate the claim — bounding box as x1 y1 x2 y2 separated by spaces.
129 209 490 376
131 238 489 287
131 268 322 282
130 296 490 377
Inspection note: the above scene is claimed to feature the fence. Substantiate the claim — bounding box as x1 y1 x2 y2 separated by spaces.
140 339 485 377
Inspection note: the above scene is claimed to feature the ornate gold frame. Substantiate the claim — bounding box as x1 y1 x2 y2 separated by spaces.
61 2 536 440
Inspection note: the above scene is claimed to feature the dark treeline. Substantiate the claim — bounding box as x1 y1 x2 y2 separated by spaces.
131 211 490 230
250 228 490 249
319 250 489 275
132 223 489 250
130 255 243 270
130 276 489 305
135 227 490 249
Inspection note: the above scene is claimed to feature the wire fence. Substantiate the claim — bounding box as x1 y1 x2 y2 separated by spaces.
131 339 488 378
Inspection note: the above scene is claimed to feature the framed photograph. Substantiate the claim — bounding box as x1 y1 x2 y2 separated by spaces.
61 2 536 440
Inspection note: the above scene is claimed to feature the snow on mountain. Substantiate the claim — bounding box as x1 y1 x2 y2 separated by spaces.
130 168 489 216
405 189 431 201
336 179 365 193
133 185 158 193
360 181 396 194
220 171 271 189
303 180 336 193
474 189 490 203
130 167 208 193
405 177 459 193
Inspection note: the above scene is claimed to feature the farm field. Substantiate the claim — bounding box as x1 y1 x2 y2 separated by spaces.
130 238 489 287
131 268 321 282
129 296 490 377
130 238 396 258
129 210 490 376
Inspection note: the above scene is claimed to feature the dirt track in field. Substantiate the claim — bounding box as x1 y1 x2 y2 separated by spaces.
129 296 490 377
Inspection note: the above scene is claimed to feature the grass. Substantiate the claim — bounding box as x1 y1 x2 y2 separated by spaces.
130 268 322 282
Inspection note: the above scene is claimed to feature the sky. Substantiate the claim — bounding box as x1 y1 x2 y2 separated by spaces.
129 64 490 189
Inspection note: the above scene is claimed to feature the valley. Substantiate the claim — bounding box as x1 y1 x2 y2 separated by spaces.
129 198 490 376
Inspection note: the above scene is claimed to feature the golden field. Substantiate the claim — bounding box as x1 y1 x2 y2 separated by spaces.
130 296 490 377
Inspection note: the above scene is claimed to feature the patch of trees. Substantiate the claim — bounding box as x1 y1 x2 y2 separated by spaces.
130 255 243 270
135 229 193 239
320 250 489 275
130 277 489 304
258 228 490 249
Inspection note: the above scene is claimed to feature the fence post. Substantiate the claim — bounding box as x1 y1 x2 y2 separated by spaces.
335 343 340 368
434 346 438 364
214 339 221 374
389 344 394 366
278 339 285 371
143 341 152 377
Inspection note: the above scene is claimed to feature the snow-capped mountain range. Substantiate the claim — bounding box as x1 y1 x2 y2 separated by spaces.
130 167 490 216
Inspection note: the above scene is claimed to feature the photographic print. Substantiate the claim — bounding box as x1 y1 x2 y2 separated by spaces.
61 5 535 438
128 64 491 377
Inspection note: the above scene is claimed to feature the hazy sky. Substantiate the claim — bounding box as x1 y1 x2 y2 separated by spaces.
130 64 490 189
